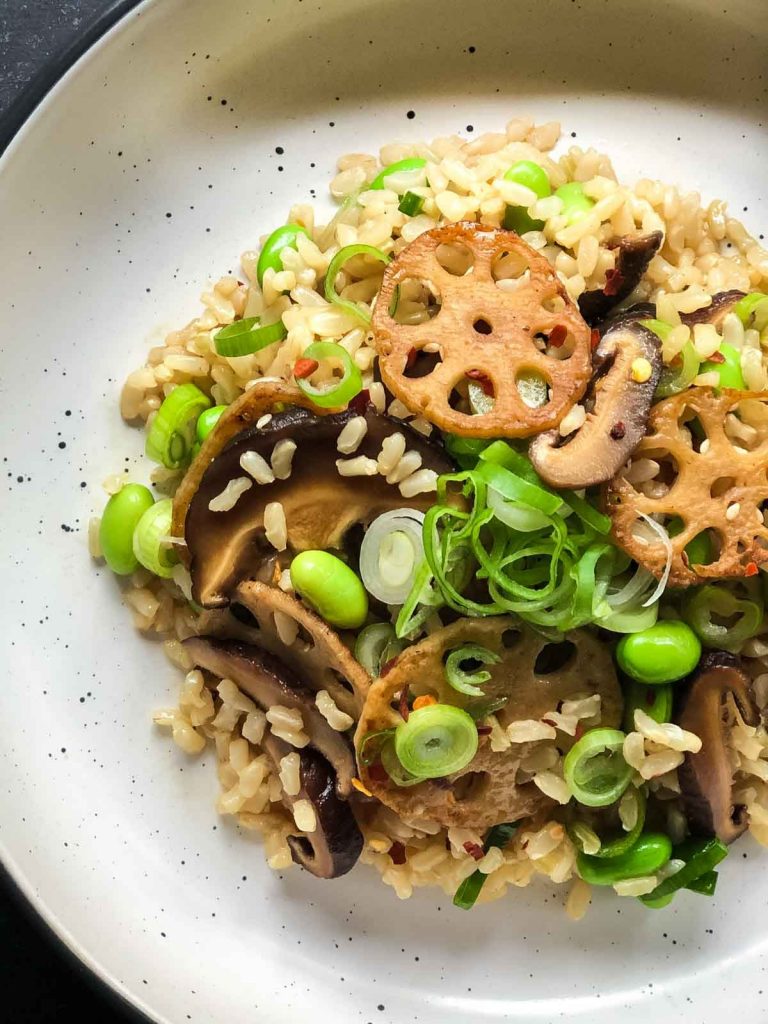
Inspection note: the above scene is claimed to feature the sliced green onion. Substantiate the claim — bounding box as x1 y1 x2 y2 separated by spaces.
357 728 396 766
381 739 422 787
354 623 403 676
398 191 425 216
654 338 700 398
444 434 493 468
686 870 718 896
641 318 673 343
563 728 632 808
486 487 551 531
453 822 519 910
599 603 659 633
475 460 562 515
734 291 768 327
369 157 427 191
295 341 362 408
256 224 309 285
639 838 727 905
394 704 478 779
700 342 745 389
561 492 611 534
464 695 509 721
145 383 211 469
569 787 646 859
214 316 287 357
132 498 178 578
324 243 391 325
359 509 425 605
444 644 501 697
683 582 763 653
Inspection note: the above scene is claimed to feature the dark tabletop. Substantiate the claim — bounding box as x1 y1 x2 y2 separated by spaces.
1 7 139 1020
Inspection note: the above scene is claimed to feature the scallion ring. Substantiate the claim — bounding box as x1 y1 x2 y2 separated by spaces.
394 704 478 779
563 727 632 807
444 644 501 697
213 316 287 357
145 382 211 469
354 623 404 676
294 341 362 408
132 498 178 578
381 739 422 787
360 509 425 605
324 243 391 325
357 728 395 766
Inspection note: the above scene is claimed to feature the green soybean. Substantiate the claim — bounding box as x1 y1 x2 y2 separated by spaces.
700 343 745 389
616 621 701 685
99 484 155 576
622 679 673 731
196 404 228 443
290 550 368 628
577 833 672 886
369 157 427 191
256 224 309 285
554 181 595 223
502 160 551 233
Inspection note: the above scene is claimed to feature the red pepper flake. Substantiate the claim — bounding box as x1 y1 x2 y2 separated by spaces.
548 324 568 348
542 718 557 727
389 841 407 865
670 354 683 368
463 841 485 862
590 328 601 350
707 351 725 364
348 388 370 414
603 268 625 297
466 369 494 396
610 421 626 440
574 723 585 741
398 684 411 722
406 347 418 369
476 725 492 736
381 656 399 677
745 561 759 577
293 357 319 379
368 762 389 784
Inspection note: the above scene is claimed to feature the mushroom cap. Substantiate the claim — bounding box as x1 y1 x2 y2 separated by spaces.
577 232 663 326
183 635 357 798
261 732 363 879
198 579 370 719
528 318 661 489
676 650 759 844
680 290 745 329
180 391 453 607
355 617 622 829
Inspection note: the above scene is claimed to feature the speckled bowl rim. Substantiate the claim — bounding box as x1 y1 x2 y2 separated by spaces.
0 9 149 1021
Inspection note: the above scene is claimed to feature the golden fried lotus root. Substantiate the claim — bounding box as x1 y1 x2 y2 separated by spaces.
371 223 593 437
606 388 768 586
355 618 621 829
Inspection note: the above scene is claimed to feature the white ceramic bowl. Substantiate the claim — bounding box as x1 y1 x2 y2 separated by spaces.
1 1 766 1021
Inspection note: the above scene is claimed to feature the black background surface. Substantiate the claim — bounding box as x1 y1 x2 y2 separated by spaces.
1 7 138 1021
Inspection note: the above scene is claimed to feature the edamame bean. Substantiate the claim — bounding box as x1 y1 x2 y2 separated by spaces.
616 621 701 685
554 181 595 223
256 224 309 285
196 404 228 443
502 160 551 233
700 343 745 389
577 833 672 886
99 484 155 575
622 679 673 732
369 157 427 191
290 550 368 628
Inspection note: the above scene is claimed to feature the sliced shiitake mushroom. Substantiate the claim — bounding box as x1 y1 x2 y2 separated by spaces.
176 382 453 607
261 731 363 879
578 232 663 326
355 618 622 829
184 635 357 798
675 651 759 844
197 579 369 719
529 318 661 488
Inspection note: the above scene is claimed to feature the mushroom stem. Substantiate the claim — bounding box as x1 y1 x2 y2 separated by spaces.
676 651 759 844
